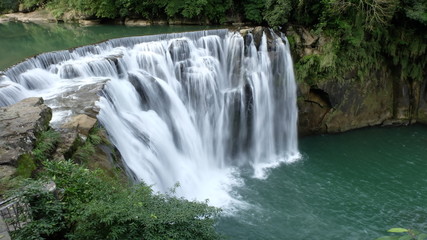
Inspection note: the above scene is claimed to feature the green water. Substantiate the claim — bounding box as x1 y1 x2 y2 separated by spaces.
0 22 219 71
219 125 427 240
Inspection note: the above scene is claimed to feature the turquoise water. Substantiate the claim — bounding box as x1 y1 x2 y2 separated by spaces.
218 125 427 240
0 22 219 71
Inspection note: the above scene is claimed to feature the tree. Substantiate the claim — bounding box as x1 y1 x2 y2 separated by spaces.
264 0 294 27
325 0 398 30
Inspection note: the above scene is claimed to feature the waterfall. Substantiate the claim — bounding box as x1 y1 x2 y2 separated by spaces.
0 29 300 207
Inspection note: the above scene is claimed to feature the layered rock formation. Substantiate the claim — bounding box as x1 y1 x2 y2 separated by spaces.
0 96 122 192
288 26 427 135
0 97 51 187
0 97 51 169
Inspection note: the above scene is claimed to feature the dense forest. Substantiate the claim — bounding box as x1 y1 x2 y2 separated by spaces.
1 0 426 84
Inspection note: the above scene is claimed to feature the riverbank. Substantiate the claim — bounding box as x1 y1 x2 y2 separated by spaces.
0 8 246 26
0 9 56 23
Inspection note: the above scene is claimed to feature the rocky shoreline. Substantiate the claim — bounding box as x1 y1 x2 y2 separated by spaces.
0 9 56 24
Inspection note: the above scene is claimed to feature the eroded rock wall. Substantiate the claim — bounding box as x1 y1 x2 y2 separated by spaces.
0 97 51 167
0 97 125 194
288 26 427 135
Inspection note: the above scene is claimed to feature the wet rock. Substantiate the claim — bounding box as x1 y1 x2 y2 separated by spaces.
0 97 51 166
239 27 254 37
52 128 83 160
79 19 101 26
61 114 97 136
124 19 151 26
417 79 427 124
250 26 276 51
45 79 107 127
169 39 191 62
297 70 394 135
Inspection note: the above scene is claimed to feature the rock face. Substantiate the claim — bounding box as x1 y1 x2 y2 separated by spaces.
0 97 51 166
297 72 394 135
61 114 97 136
289 26 427 135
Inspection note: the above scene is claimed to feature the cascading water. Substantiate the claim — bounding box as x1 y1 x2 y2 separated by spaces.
0 29 300 207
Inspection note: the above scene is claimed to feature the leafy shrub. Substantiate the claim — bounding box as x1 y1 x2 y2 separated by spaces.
16 154 37 178
33 129 60 162
0 0 19 13
11 160 222 240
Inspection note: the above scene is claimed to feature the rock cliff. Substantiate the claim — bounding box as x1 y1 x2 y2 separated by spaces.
0 97 51 168
288 27 427 135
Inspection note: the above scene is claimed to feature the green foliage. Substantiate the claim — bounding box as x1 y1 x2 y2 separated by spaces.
402 0 427 25
72 126 102 163
14 129 59 178
16 154 36 178
71 185 220 240
203 0 232 23
291 0 426 84
388 228 410 233
11 180 66 240
264 0 294 27
375 228 427 240
11 160 222 240
243 0 265 23
33 129 60 162
0 0 18 13
21 0 46 9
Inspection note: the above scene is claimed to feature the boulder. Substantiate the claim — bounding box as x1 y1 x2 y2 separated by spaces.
61 114 97 136
0 97 51 166
124 19 151 26
79 19 101 26
45 79 107 127
52 128 83 160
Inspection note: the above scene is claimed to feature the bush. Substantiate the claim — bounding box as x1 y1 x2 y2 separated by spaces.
11 160 222 240
0 0 19 13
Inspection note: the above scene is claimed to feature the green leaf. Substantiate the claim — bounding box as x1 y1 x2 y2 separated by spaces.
398 235 412 240
388 228 409 233
418 233 427 240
